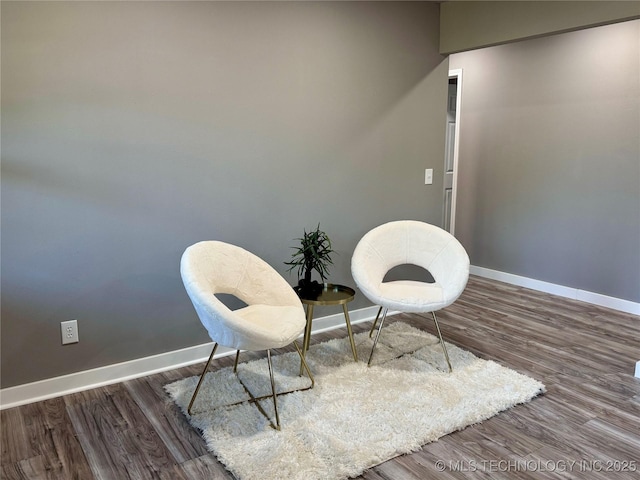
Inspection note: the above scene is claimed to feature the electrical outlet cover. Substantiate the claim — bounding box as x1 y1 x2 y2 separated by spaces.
61 319 79 345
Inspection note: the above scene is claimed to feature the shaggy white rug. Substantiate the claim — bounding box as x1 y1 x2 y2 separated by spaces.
165 322 545 480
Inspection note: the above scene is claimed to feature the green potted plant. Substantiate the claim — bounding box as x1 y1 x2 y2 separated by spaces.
285 224 335 295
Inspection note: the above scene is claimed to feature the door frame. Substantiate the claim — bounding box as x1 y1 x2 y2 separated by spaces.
447 68 463 235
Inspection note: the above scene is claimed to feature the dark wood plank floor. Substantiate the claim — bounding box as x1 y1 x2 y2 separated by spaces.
2 276 639 479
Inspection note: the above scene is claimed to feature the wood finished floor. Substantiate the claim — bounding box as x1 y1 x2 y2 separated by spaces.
2 276 639 479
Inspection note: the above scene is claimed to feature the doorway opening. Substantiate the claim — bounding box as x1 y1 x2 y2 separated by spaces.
444 69 462 234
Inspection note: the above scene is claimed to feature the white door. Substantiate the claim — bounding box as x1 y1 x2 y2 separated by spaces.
444 69 462 234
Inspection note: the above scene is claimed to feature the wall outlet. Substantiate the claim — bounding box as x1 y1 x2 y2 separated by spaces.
61 320 79 345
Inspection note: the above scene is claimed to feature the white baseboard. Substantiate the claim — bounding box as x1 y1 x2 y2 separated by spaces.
470 266 640 316
636 361 640 379
0 306 383 410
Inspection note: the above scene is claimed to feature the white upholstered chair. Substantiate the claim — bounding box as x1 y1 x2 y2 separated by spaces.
180 241 313 430
351 221 469 369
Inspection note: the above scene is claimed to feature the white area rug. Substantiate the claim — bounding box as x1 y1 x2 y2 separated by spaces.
165 322 545 480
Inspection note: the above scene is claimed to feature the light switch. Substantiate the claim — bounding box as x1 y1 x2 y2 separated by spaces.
425 168 433 185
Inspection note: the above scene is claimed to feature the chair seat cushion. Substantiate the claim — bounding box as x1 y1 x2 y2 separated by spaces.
222 304 306 351
376 280 446 312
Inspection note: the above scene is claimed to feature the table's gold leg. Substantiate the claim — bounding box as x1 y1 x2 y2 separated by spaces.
300 305 314 375
304 305 314 352
342 304 358 362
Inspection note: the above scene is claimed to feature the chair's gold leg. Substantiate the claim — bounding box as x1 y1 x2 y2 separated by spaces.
369 306 383 338
367 307 388 366
233 349 241 373
343 304 358 362
235 341 314 430
266 350 280 430
187 343 219 415
431 312 452 372
294 340 315 387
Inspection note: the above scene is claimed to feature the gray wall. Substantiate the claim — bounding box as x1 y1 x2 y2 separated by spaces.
1 1 448 388
451 20 640 303
440 1 640 54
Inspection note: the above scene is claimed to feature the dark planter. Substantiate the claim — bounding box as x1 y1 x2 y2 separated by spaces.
297 279 323 297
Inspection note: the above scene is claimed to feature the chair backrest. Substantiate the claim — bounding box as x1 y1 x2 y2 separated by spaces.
351 220 469 305
180 241 302 347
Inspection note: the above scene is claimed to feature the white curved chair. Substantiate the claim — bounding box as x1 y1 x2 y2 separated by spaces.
351 221 469 369
181 241 313 430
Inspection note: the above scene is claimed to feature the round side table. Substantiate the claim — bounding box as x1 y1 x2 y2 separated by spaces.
295 283 358 366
